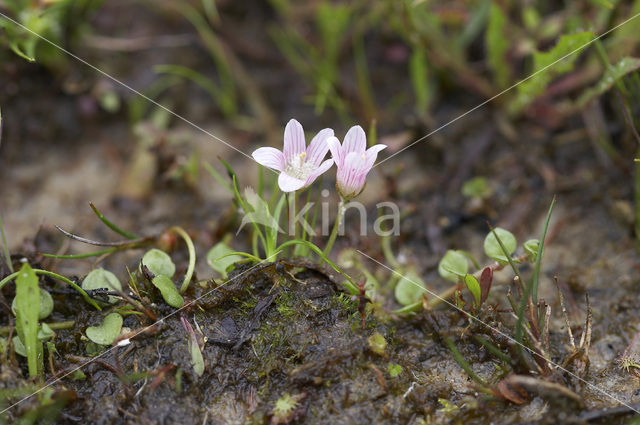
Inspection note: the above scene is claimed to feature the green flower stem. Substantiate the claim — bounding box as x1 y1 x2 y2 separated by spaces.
288 192 297 240
288 192 298 257
171 226 196 294
0 320 75 335
0 269 100 310
323 199 345 257
258 165 264 199
380 232 400 270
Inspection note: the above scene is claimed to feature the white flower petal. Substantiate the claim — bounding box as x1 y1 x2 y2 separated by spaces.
252 147 285 171
343 125 367 155
283 119 306 162
305 158 334 186
364 144 387 168
278 172 306 192
306 128 334 167
327 136 344 169
337 152 368 198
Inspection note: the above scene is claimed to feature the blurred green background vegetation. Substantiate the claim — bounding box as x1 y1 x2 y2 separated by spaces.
2 0 639 135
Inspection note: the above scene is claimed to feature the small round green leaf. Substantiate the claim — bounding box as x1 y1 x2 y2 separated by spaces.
38 323 54 341
523 239 539 262
141 249 175 278
388 363 403 377
86 312 123 346
438 250 469 282
206 242 241 278
367 333 387 356
82 268 122 304
12 289 54 320
484 228 517 263
394 270 427 306
12 336 26 357
151 275 184 308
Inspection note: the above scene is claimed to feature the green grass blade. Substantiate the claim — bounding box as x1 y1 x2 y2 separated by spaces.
41 248 119 259
202 161 232 194
531 197 556 303
0 214 13 273
89 202 138 240
444 337 487 387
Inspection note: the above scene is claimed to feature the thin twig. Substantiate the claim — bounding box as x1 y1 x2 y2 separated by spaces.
54 225 152 247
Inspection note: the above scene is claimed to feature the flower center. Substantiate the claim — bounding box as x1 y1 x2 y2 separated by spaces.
284 153 315 180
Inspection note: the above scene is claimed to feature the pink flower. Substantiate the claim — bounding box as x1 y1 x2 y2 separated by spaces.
327 125 386 200
252 119 334 192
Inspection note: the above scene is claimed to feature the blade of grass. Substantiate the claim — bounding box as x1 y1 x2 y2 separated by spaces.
0 214 12 273
531 196 556 303
89 202 139 240
444 336 487 387
202 161 232 194
487 223 527 349
474 335 513 365
42 247 120 259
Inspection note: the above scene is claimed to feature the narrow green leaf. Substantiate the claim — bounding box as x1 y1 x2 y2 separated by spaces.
0 214 12 273
409 46 430 114
182 318 204 377
14 263 42 378
511 31 595 113
577 57 640 107
89 202 138 240
464 274 482 308
202 161 232 194
531 197 556 304
486 3 510 89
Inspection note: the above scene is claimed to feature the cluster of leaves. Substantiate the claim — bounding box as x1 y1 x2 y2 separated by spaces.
430 200 595 406
0 0 102 66
264 0 640 125
437 227 540 313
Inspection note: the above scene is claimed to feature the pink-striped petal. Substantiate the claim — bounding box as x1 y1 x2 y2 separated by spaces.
337 152 368 198
364 144 387 168
342 125 367 155
283 119 306 162
305 158 334 186
251 147 285 171
327 136 345 169
306 128 334 166
278 172 306 192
